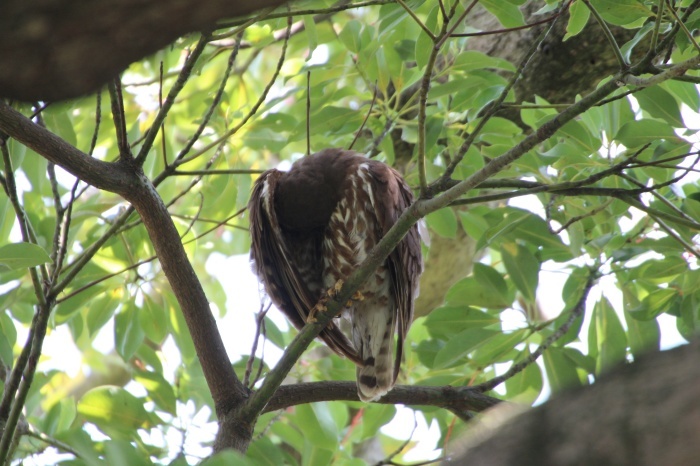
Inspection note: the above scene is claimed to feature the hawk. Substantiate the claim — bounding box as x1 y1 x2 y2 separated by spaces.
249 148 422 401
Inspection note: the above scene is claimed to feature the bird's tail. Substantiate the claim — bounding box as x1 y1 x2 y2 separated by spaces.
353 307 396 402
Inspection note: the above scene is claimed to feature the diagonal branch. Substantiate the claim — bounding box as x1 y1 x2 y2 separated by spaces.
0 102 131 192
476 270 597 392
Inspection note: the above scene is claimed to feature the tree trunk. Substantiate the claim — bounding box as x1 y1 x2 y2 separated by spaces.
449 341 700 465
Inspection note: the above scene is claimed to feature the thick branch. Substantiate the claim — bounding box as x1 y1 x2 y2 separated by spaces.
453 340 700 465
122 181 247 423
0 102 129 192
0 0 297 101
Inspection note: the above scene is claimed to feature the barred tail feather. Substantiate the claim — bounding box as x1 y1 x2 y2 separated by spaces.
353 307 396 402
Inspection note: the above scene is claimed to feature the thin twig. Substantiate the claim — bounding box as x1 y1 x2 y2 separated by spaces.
348 85 378 151
582 0 628 68
476 270 597 392
135 34 211 166
395 0 436 41
175 16 292 167
244 302 271 388
307 70 312 155
173 33 243 165
439 13 558 186
665 0 700 54
108 79 132 161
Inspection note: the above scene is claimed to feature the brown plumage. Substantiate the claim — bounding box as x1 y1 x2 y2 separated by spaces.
248 148 422 401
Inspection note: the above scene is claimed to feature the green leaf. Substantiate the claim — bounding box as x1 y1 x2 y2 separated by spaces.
543 347 583 392
471 329 528 365
361 404 396 438
140 295 169 344
0 311 16 366
248 436 287 466
664 80 700 110
135 370 177 415
627 288 678 320
104 439 154 466
564 0 590 40
510 213 573 262
423 306 500 340
263 316 286 349
476 208 530 250
415 28 432 69
614 119 680 147
445 264 510 309
479 0 525 27
635 86 684 127
425 208 458 238
301 439 334 466
339 20 363 53
115 304 146 361
44 104 78 146
293 403 338 449
309 106 361 134
459 211 490 241
42 398 77 436
505 348 543 403
202 450 257 466
629 257 688 281
589 0 652 26
77 386 152 437
303 16 318 61
624 308 660 356
591 298 627 374
557 120 601 153
433 327 498 368
86 290 121 337
0 242 51 270
452 51 516 72
500 242 539 303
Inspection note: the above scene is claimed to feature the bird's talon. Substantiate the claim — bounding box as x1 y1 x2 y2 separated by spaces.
328 279 344 297
307 303 326 323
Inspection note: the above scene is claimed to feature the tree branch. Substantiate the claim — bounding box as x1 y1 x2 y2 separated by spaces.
0 102 131 192
0 0 298 101
263 381 501 414
0 101 250 451
122 180 248 436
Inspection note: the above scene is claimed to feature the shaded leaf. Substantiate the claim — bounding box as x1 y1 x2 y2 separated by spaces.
0 242 51 270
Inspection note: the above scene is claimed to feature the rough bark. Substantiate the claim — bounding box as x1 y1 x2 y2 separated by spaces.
0 0 293 101
449 341 700 466
465 3 639 105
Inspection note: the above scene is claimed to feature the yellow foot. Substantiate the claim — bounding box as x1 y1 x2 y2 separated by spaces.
346 290 365 307
308 283 338 323
307 298 328 323
329 279 344 298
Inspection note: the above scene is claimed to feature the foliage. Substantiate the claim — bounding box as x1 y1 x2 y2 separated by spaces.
2 0 700 464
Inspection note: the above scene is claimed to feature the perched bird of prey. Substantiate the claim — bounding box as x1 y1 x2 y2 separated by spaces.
249 148 422 401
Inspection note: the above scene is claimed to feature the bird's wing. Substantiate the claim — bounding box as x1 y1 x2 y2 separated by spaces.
249 170 361 364
367 163 423 381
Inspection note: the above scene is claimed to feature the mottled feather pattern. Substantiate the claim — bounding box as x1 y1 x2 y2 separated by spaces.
249 149 422 401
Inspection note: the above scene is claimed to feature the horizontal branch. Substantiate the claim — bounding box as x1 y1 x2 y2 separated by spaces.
172 169 264 176
263 381 501 414
621 54 700 87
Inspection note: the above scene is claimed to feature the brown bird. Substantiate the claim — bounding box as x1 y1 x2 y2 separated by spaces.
248 148 422 401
